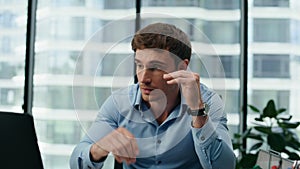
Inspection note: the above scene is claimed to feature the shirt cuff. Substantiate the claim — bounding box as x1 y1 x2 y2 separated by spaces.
80 144 105 169
191 117 217 146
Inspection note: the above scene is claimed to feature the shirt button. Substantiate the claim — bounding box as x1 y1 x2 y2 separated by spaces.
201 136 205 141
157 139 161 144
156 161 162 164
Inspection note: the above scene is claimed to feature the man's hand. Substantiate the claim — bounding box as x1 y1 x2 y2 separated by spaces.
90 127 139 165
163 70 208 128
163 70 202 109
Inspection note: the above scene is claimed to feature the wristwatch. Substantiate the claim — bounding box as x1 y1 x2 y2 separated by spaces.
187 103 208 116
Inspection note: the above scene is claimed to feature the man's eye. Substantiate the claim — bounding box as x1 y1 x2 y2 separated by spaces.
148 68 157 71
136 64 144 69
150 65 161 70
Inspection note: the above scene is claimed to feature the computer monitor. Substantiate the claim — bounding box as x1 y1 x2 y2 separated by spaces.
0 111 44 169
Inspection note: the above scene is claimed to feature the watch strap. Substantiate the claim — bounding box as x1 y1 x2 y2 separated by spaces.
187 104 208 116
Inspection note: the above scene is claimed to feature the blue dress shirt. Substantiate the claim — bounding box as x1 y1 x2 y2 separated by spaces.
70 83 236 169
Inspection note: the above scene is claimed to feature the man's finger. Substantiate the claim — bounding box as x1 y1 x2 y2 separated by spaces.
114 155 136 165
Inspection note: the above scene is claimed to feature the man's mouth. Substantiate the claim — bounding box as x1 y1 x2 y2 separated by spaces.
141 87 154 95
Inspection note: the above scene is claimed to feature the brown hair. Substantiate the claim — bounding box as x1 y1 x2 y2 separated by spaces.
131 23 192 62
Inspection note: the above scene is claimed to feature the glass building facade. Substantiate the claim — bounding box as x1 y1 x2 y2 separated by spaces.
1 0 300 168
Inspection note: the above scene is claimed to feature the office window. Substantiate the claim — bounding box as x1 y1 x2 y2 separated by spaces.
0 62 23 79
253 0 290 7
0 11 16 28
0 88 23 106
0 2 27 112
102 20 135 42
36 19 51 40
35 120 90 144
34 1 135 168
37 18 86 40
216 90 239 114
43 155 70 169
253 19 290 42
34 86 74 109
253 54 290 78
35 51 79 74
246 1 300 159
221 55 239 78
291 20 300 44
194 20 240 44
34 86 112 110
143 0 199 7
142 19 240 45
190 55 239 78
52 0 85 7
141 18 193 40
199 0 239 9
100 54 134 76
104 0 134 9
0 36 12 54
52 17 85 40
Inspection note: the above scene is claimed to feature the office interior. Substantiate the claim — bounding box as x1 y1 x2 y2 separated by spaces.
1 0 300 168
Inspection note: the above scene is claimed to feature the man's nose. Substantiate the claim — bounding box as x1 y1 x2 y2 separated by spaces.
140 69 151 84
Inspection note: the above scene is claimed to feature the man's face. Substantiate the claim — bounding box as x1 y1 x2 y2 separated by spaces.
135 48 179 103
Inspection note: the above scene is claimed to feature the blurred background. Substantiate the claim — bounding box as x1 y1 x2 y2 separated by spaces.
1 0 300 168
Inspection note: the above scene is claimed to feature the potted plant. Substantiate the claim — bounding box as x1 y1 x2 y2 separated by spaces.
233 99 300 168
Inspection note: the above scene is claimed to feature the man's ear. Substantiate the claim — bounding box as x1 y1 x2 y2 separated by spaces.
177 59 189 70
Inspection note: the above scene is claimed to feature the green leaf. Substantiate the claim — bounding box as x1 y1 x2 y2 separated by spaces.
278 121 300 129
248 104 260 113
233 143 242 150
249 142 263 151
286 139 300 150
267 133 286 152
277 108 286 115
254 126 272 134
254 117 264 122
262 100 277 118
283 149 300 160
277 114 292 121
286 134 300 150
247 133 264 141
288 152 300 160
234 133 241 138
241 128 252 138
253 165 263 169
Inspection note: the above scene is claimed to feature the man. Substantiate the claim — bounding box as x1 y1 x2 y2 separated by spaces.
70 23 236 169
